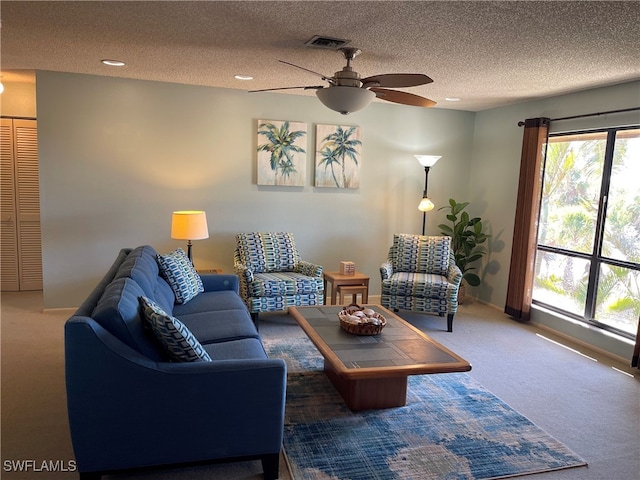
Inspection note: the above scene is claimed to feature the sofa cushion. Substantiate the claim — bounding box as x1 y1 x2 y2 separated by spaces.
381 272 451 299
172 290 249 316
156 248 204 304
113 245 162 298
153 277 177 314
139 296 212 362
248 272 324 296
203 337 268 360
92 278 167 361
177 309 259 345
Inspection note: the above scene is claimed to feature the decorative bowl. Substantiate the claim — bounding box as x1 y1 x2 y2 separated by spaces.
338 304 386 336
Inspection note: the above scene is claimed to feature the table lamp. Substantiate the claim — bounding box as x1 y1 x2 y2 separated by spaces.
170 211 209 263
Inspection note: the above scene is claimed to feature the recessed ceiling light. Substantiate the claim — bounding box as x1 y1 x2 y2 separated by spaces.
234 75 254 81
101 59 126 67
445 97 461 102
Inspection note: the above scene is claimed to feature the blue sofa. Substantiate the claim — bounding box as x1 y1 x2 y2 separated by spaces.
64 245 287 480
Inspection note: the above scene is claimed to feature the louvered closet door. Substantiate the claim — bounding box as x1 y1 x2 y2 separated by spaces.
1 119 19 291
15 119 42 290
1 118 42 291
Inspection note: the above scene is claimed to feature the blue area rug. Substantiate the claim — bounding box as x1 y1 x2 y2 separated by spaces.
262 335 588 480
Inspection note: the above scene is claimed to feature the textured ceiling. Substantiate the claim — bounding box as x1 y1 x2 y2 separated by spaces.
1 1 639 111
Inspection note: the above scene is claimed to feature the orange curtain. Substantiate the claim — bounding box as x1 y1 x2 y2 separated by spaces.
504 118 550 321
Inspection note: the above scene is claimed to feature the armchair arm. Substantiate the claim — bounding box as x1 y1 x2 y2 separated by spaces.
447 253 463 287
65 317 286 474
295 260 323 277
380 261 394 280
233 248 255 283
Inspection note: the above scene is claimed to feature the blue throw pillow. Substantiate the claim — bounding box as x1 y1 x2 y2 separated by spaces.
139 296 212 362
156 248 204 304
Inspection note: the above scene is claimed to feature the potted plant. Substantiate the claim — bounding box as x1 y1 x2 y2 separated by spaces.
438 199 491 302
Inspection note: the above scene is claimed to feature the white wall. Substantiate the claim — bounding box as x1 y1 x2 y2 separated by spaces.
36 71 475 308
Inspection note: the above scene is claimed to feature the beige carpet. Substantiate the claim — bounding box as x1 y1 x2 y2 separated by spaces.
2 291 638 480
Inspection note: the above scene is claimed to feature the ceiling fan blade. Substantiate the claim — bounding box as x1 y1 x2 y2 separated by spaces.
362 73 433 88
278 60 334 83
249 85 324 93
370 88 436 108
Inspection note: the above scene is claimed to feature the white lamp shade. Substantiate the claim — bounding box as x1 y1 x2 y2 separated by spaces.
316 86 375 115
415 155 442 167
171 211 209 240
418 197 435 212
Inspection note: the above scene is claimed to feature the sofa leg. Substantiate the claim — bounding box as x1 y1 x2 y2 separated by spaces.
447 313 454 332
261 453 280 480
251 312 259 331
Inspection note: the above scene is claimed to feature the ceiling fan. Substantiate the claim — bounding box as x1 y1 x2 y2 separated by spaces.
250 47 436 115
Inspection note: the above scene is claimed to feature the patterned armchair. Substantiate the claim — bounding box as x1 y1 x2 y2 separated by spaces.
380 234 462 332
234 232 324 326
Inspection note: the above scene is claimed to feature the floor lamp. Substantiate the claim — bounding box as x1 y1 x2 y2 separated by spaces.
171 211 209 263
415 155 442 235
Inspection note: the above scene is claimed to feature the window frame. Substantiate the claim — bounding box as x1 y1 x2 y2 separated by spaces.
533 125 640 339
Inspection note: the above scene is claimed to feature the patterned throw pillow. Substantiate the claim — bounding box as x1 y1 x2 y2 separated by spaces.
156 248 204 304
139 296 212 362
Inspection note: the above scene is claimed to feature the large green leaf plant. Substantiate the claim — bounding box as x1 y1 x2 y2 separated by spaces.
438 199 491 287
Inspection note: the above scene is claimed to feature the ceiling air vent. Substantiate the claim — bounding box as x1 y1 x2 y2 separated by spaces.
304 35 350 50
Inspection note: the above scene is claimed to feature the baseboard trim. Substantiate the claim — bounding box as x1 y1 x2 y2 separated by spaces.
367 294 381 304
43 307 77 314
531 320 630 366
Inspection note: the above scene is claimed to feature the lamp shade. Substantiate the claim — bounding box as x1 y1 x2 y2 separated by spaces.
418 197 435 212
316 86 376 115
171 211 209 240
414 155 442 167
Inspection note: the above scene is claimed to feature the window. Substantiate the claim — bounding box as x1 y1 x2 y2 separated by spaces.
533 126 640 338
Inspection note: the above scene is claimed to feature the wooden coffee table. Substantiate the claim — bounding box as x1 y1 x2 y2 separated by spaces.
288 305 472 411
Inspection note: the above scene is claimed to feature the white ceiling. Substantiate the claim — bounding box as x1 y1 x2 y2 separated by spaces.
1 1 639 112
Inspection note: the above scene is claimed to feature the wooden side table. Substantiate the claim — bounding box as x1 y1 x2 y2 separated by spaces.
323 271 370 305
337 285 368 305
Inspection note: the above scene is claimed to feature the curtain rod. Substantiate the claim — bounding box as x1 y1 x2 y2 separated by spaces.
518 106 640 127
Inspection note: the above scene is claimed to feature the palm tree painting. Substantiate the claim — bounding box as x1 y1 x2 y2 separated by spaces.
315 124 363 188
257 120 307 186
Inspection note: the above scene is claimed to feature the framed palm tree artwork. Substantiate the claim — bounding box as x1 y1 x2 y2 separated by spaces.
315 124 363 188
256 120 307 186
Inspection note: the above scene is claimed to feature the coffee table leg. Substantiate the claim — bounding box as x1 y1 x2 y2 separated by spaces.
323 360 407 411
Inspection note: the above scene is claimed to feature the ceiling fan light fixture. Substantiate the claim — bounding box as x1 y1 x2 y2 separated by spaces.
316 86 375 115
